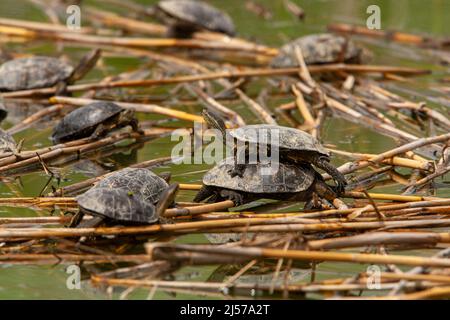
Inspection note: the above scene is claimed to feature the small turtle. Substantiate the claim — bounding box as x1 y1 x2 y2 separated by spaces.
202 109 347 194
73 183 179 228
194 158 338 208
152 0 235 37
51 101 143 144
271 33 364 67
0 49 101 92
0 128 22 156
94 167 170 204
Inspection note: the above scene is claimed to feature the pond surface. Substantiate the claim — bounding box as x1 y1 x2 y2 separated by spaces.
0 0 449 299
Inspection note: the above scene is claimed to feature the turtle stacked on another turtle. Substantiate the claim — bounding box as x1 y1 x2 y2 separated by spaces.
195 110 347 209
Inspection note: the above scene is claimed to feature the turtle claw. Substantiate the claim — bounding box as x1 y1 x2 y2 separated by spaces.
334 178 348 196
220 190 244 206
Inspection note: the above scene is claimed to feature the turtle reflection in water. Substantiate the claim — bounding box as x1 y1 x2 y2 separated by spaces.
51 101 143 144
194 158 338 209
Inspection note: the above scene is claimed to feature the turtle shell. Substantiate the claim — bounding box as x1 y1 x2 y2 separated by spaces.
51 102 123 143
0 128 16 153
271 33 362 67
203 158 315 193
157 0 235 36
229 124 329 156
0 56 73 91
94 168 169 204
76 187 158 224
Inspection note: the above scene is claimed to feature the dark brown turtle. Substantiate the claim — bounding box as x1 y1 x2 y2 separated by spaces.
270 33 364 67
0 49 101 92
152 0 235 37
202 109 347 194
194 158 338 208
73 183 179 228
51 101 143 144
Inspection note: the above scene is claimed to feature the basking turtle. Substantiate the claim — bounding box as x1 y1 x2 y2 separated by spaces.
271 33 364 67
202 109 347 194
94 167 170 204
73 183 179 228
0 50 101 92
0 56 74 91
51 101 143 144
151 0 235 37
194 158 338 208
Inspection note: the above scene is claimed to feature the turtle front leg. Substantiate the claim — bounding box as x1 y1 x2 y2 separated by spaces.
313 178 338 204
219 189 244 206
128 117 145 135
90 123 107 140
67 211 83 228
314 156 347 195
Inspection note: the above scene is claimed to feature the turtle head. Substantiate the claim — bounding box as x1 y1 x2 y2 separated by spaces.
119 108 135 122
202 109 227 136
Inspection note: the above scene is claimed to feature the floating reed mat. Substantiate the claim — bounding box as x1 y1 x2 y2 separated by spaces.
2 214 450 240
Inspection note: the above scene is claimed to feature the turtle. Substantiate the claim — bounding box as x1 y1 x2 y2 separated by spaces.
151 0 235 38
0 56 74 92
0 128 23 157
93 167 170 204
193 158 338 208
0 49 101 92
72 183 179 228
202 109 347 194
51 101 143 144
270 33 364 67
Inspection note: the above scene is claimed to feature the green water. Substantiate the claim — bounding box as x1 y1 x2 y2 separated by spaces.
0 0 449 299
